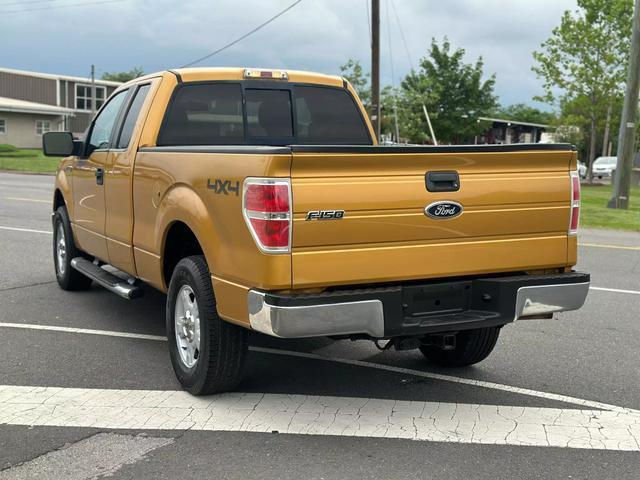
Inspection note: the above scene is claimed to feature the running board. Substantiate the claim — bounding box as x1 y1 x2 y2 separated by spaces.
70 257 144 300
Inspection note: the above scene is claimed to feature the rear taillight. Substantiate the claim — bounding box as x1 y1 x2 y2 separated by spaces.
569 171 580 235
243 178 291 253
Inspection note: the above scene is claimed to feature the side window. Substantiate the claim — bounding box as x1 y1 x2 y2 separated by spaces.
245 89 293 140
157 83 244 146
294 86 371 144
117 84 151 149
87 90 128 152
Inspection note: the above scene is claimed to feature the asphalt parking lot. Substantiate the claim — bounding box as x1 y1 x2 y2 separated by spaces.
0 171 639 479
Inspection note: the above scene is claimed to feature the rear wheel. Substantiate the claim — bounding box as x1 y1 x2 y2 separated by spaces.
419 327 500 367
53 206 93 291
166 255 248 395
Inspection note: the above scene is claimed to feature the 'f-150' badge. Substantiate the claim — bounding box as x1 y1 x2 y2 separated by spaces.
425 201 463 219
305 210 345 221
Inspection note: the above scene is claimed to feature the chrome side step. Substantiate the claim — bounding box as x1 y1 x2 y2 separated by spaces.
70 257 144 300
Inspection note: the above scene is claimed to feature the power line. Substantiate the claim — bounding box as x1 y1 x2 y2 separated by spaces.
0 0 124 14
365 0 371 46
389 0 414 70
385 0 400 141
180 0 304 68
0 0 55 6
388 0 437 144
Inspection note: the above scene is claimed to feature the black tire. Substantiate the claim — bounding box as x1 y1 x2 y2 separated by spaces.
166 255 248 395
53 206 93 291
419 327 500 367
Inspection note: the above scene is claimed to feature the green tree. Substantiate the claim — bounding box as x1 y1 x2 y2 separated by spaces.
340 59 370 108
101 67 145 83
399 38 498 144
555 94 625 161
340 60 400 141
532 0 633 181
494 103 557 125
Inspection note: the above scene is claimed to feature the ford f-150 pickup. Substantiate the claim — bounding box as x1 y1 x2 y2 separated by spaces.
43 67 590 395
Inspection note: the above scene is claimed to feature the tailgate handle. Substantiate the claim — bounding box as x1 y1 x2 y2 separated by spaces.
426 171 460 192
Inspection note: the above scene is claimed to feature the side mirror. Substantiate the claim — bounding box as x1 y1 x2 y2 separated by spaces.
42 132 80 157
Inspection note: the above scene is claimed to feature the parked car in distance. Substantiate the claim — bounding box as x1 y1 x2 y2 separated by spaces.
592 156 617 178
577 161 587 178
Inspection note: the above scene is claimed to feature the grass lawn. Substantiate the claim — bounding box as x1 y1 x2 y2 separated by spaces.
581 184 640 231
0 144 60 173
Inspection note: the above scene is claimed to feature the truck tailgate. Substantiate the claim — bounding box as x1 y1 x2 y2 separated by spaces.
290 145 575 288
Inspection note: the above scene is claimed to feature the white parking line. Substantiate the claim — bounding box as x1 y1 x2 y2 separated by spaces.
0 385 638 451
579 242 640 251
590 286 640 296
0 322 165 341
0 225 52 235
1 322 638 416
4 196 50 204
0 433 173 479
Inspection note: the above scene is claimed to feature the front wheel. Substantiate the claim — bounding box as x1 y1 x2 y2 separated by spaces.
166 255 248 395
419 327 500 367
53 206 93 291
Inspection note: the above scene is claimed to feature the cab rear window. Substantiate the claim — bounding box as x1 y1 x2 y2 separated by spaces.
294 86 370 144
157 83 371 146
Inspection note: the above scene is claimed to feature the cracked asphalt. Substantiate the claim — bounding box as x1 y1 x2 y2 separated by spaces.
0 171 639 479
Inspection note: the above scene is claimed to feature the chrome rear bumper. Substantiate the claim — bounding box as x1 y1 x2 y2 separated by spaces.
514 282 590 319
248 273 590 339
248 290 384 338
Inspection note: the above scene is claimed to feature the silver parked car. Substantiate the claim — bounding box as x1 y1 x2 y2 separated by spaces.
592 156 617 178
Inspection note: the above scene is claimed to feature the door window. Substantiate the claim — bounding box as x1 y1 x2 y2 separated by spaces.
117 84 151 148
87 90 128 153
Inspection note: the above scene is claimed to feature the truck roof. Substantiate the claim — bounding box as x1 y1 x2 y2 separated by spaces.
126 67 345 88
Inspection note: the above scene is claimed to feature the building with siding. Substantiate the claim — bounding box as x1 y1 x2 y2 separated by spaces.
475 116 549 144
0 68 121 148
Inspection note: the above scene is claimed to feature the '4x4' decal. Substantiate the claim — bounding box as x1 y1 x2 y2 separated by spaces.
208 179 240 196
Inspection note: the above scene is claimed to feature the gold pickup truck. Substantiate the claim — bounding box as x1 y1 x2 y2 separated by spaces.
44 67 589 395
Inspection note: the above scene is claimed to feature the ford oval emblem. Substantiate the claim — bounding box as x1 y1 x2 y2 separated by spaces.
425 201 463 219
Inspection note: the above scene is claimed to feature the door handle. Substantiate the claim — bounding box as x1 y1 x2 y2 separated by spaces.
95 167 104 185
426 171 460 192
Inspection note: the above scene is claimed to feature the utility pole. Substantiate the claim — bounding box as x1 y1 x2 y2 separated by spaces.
609 0 640 209
90 64 96 116
423 104 438 145
371 0 380 142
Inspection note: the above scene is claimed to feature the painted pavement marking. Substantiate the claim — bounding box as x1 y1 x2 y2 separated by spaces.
1 321 638 417
0 432 172 480
4 196 50 204
0 225 52 235
589 286 640 296
579 242 640 251
0 385 638 451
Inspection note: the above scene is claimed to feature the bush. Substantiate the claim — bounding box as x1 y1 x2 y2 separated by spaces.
0 148 40 158
0 144 18 153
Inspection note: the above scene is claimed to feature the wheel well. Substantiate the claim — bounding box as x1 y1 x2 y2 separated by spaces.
163 222 204 287
53 189 64 211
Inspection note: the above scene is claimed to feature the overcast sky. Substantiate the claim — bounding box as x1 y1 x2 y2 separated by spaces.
1 0 578 109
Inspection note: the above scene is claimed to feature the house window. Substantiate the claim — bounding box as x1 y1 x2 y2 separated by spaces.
0 119 5 134
36 120 51 136
75 84 106 111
